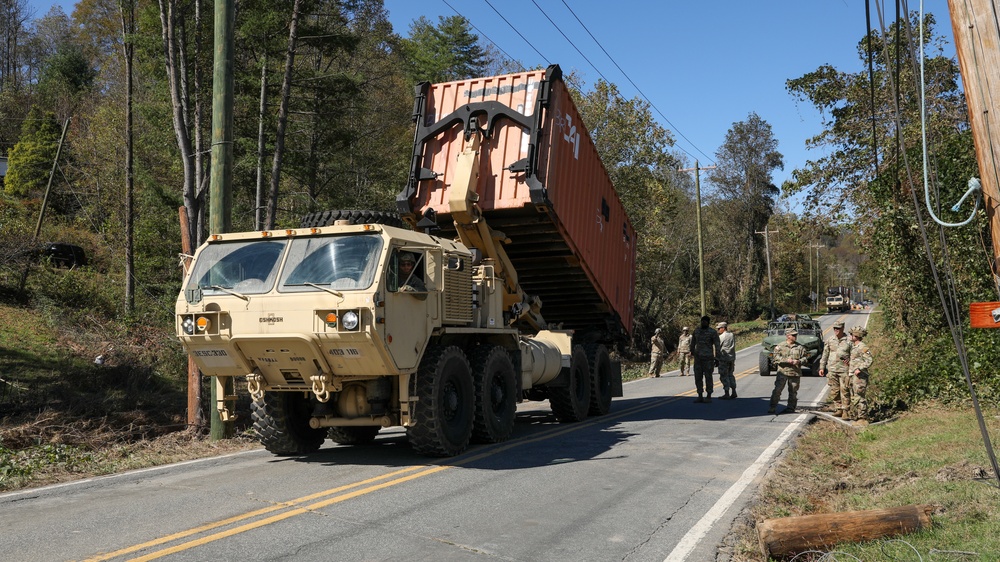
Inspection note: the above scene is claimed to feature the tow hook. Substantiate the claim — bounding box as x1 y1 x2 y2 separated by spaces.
311 372 333 403
246 371 265 401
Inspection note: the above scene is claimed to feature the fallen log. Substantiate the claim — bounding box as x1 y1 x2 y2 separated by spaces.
758 504 934 559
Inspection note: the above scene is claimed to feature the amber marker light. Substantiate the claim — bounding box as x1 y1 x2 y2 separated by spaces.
196 316 211 332
325 312 337 327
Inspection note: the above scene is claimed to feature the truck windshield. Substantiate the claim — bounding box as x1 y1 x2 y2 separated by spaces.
279 234 382 292
184 240 286 303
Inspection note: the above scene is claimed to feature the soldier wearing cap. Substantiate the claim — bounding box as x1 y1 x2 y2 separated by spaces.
677 326 692 376
768 327 807 414
847 326 874 422
716 322 737 399
691 315 721 402
648 328 666 378
397 251 426 293
819 320 853 417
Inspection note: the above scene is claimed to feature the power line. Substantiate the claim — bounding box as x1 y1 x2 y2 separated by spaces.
558 0 716 164
528 0 611 84
481 0 550 65
441 0 518 65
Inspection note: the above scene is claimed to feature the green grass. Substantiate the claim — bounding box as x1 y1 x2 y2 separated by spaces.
729 405 1000 561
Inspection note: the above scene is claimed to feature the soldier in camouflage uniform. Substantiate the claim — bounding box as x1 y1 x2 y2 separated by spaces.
768 328 807 414
691 316 721 402
716 322 737 399
847 326 874 421
819 321 852 417
649 328 666 378
677 327 692 376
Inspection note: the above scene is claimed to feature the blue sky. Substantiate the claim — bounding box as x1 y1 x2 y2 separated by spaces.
384 0 955 196
30 0 956 197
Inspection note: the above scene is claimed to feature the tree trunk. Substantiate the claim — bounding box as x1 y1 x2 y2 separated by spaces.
255 54 268 231
757 504 934 559
121 0 135 315
158 0 200 245
265 0 301 230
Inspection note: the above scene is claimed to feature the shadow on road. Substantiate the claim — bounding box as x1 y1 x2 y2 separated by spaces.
273 394 788 471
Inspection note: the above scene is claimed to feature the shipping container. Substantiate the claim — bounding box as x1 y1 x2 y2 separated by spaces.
397 65 636 338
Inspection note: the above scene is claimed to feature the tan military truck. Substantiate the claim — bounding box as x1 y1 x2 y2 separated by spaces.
176 66 636 457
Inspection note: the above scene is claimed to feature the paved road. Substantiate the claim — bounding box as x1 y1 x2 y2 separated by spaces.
0 312 870 562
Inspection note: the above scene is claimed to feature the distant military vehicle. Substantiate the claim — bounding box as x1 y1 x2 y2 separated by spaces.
758 314 823 376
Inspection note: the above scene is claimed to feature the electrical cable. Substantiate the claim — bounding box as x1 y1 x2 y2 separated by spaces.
865 0 880 175
874 0 1000 489
481 0 549 65
918 0 980 226
440 0 518 65
528 0 610 84
558 0 714 165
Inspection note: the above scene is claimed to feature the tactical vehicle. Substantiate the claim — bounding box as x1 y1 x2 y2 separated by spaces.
758 314 823 376
176 66 636 457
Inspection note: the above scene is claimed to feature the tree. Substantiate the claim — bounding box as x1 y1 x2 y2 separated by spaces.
707 112 783 319
5 107 60 197
401 15 487 83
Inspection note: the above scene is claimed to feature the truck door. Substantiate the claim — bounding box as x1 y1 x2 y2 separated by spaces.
383 248 433 369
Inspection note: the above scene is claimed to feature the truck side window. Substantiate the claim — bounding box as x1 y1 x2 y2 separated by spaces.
390 249 426 294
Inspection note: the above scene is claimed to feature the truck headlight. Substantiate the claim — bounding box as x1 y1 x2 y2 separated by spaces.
341 310 360 331
182 316 195 335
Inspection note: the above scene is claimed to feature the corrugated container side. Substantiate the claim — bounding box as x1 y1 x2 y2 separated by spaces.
399 66 636 337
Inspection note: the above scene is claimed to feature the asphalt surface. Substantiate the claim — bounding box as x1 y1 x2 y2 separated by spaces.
0 311 870 562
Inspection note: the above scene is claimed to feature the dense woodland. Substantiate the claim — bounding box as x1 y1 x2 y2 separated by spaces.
0 0 996 416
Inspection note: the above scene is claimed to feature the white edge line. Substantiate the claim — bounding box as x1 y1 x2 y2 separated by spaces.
663 385 828 562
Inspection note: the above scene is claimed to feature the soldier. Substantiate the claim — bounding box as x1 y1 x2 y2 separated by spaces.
677 327 692 376
397 251 426 292
691 316 721 402
716 322 737 399
818 321 852 417
768 328 807 414
847 326 874 422
648 328 666 378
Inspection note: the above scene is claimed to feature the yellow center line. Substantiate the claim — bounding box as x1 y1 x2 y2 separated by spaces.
82 465 426 562
94 366 760 561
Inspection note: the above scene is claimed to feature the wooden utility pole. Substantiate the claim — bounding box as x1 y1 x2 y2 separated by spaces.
756 228 778 319
19 118 71 292
679 162 717 317
808 242 824 312
209 0 235 440
949 0 1000 286
179 208 203 430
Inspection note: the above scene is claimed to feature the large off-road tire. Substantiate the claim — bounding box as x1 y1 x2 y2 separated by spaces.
759 351 773 376
251 392 326 455
407 346 475 457
548 345 591 423
810 356 823 377
585 343 613 416
327 426 380 445
299 209 405 229
470 344 517 444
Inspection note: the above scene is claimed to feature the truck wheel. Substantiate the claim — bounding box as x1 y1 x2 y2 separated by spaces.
327 426 380 445
758 352 772 376
299 209 405 229
251 392 326 455
470 345 517 444
585 343 613 416
548 345 591 422
407 346 474 456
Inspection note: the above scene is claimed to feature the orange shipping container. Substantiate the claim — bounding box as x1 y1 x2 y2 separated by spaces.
397 65 636 338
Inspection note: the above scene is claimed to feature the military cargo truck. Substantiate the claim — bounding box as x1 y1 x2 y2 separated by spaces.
175 66 635 457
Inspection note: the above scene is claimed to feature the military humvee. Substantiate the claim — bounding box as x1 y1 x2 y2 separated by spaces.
758 314 824 376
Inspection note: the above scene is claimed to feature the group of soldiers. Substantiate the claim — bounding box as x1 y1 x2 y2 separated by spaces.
649 316 738 402
648 318 874 420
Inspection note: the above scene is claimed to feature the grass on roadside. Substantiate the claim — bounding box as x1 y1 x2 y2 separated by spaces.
726 404 1000 561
